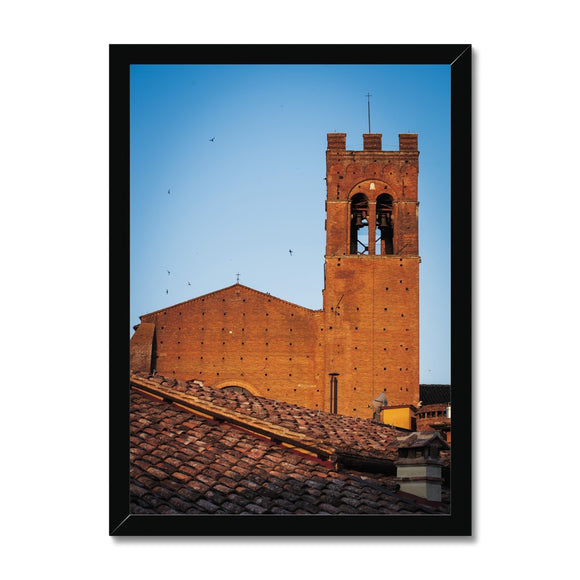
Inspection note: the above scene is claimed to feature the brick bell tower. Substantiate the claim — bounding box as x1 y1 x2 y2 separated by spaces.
322 132 420 418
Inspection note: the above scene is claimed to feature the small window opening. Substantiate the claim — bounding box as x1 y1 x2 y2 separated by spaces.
350 193 369 254
375 194 394 255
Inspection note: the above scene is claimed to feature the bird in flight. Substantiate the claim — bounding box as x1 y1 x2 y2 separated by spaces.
168 189 171 195
167 270 171 275
187 281 191 286
209 137 215 142
289 249 293 256
165 289 168 294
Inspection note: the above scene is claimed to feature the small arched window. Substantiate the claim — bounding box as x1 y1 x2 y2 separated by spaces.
350 193 369 254
221 385 252 396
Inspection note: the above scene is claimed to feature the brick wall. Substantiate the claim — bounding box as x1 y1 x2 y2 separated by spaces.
131 132 421 421
416 404 450 431
322 256 420 415
138 284 326 409
130 322 155 373
322 133 420 417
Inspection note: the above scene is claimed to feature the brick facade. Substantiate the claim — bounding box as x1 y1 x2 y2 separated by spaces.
321 132 420 415
416 404 451 442
131 132 421 419
135 285 325 409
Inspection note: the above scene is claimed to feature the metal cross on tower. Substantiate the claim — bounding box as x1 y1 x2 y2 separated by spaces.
365 92 372 133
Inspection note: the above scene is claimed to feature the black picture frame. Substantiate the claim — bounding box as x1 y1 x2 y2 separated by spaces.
110 44 472 536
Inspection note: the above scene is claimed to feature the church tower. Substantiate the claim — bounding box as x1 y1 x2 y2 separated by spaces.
322 132 420 417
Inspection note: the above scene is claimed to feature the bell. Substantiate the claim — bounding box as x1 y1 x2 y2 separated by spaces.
353 214 364 227
378 214 389 228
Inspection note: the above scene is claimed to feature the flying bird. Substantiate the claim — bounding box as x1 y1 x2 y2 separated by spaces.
165 289 168 294
187 281 191 286
289 249 293 256
209 137 215 142
168 189 170 195
167 270 171 275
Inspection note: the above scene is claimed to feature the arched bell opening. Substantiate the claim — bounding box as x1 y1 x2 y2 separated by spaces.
376 193 394 255
350 193 369 255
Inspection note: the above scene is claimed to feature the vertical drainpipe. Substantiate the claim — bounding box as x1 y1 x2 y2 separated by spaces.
329 373 339 413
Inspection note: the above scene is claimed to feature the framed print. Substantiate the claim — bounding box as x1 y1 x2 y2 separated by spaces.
110 44 471 536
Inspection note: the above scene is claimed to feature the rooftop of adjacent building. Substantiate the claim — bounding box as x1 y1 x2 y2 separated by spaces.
419 384 451 406
129 371 450 515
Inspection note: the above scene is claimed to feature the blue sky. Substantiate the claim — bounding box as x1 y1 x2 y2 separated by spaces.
130 64 451 384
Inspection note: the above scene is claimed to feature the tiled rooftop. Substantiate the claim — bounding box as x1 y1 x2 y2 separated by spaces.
420 384 451 405
129 372 450 515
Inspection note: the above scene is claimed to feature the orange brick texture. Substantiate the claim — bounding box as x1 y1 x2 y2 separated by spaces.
130 132 421 420
136 285 325 409
322 133 420 415
130 322 156 373
416 404 450 431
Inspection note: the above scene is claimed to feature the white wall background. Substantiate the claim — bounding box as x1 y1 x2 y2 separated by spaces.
2 2 578 578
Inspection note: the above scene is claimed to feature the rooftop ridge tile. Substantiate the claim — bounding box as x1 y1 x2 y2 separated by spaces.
131 375 339 462
131 372 416 465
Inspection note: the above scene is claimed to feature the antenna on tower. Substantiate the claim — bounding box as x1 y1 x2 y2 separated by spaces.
365 92 372 133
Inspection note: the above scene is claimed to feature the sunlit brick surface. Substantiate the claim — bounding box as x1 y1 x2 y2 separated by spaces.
131 133 421 420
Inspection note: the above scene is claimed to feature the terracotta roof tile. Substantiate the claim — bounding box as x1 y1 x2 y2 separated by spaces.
420 384 451 405
129 374 450 515
196 498 220 513
131 371 409 459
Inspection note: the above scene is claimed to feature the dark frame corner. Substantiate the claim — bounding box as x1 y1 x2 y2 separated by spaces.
109 44 472 537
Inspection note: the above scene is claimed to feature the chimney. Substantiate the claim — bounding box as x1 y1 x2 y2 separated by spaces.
395 431 449 502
